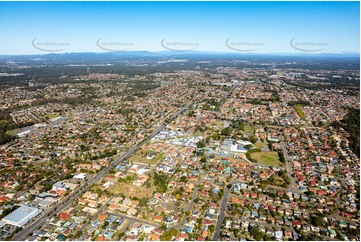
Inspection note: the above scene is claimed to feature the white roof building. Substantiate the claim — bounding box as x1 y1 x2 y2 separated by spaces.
1 205 42 227
73 173 86 179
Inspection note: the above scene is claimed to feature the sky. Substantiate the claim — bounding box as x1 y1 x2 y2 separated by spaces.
0 1 359 55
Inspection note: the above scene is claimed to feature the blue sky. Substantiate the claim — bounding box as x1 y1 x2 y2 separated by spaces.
0 1 359 55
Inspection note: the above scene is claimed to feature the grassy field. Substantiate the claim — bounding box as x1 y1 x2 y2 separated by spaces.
250 151 281 166
128 149 163 165
244 125 254 135
294 105 306 119
255 141 268 149
108 182 155 198
42 114 59 119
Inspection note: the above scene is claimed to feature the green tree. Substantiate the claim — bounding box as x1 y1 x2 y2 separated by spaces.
311 215 324 227
197 140 206 148
209 225 215 233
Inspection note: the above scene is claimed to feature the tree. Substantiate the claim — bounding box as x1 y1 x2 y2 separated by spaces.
311 215 324 227
139 197 149 207
278 150 286 163
43 183 52 191
250 135 258 144
221 127 232 136
212 132 221 140
160 232 172 241
209 225 215 233
179 176 186 182
200 157 207 163
341 108 360 156
244 144 253 150
232 120 245 131
169 229 178 237
28 194 35 201
153 172 169 193
197 140 206 148
249 227 264 241
102 221 109 229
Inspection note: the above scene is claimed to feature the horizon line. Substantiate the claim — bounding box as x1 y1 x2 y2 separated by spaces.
1 50 360 57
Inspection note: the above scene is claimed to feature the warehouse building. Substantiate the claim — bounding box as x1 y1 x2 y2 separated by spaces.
1 205 42 227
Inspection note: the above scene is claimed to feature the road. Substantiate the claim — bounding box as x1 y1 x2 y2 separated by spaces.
169 175 203 230
211 84 240 240
279 134 297 192
212 181 242 240
11 104 189 241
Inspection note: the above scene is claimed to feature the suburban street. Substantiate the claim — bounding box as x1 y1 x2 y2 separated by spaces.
280 140 297 192
212 180 240 240
170 173 203 230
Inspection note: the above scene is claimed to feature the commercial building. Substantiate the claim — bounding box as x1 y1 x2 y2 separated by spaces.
1 205 42 227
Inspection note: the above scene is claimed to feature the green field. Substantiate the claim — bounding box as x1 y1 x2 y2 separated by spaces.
43 114 59 119
250 151 281 166
128 149 164 165
255 141 268 149
294 105 306 119
244 125 254 135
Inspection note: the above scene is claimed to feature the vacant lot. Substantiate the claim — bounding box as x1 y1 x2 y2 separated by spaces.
128 149 163 165
250 151 281 166
228 154 249 165
108 182 155 198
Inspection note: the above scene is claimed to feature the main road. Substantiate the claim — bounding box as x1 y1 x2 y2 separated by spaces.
11 104 190 241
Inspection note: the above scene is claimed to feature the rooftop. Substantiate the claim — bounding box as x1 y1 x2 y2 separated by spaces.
2 205 42 227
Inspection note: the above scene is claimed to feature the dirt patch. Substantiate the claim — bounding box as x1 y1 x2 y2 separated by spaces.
108 182 155 198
